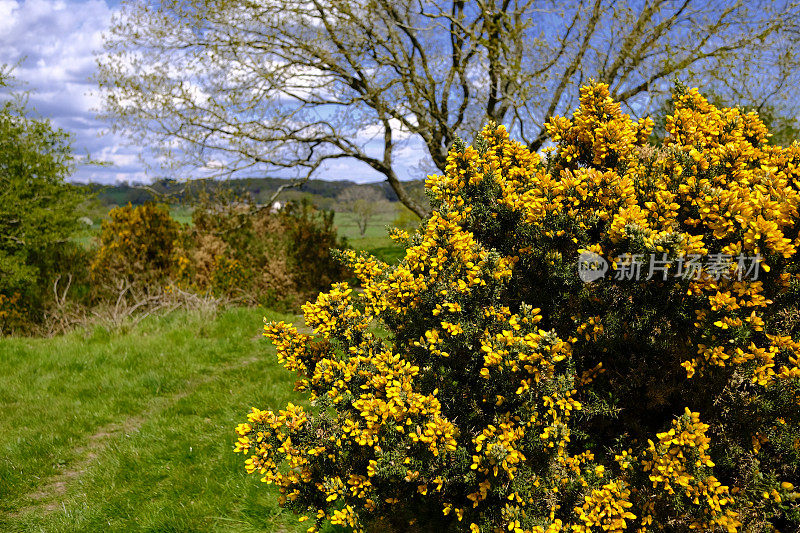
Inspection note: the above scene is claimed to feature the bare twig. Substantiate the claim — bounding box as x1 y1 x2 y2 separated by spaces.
98 0 800 219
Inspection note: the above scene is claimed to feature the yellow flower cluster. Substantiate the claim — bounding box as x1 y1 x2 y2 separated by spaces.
235 82 800 532
210 254 247 292
0 292 25 334
546 83 653 170
470 421 526 481
91 202 181 282
572 480 636 532
641 409 741 532
0 292 22 320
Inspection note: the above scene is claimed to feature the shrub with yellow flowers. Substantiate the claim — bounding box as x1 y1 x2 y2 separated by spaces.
235 82 800 532
91 202 182 285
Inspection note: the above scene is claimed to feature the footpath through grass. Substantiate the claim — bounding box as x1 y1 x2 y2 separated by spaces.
0 307 315 532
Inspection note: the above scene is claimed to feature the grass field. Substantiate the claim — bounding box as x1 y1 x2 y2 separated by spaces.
1 201 418 531
0 308 322 532
333 210 414 264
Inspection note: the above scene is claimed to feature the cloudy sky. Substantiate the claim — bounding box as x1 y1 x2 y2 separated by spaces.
0 0 143 183
0 0 416 184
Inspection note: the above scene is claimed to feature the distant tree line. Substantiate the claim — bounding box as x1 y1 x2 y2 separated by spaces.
79 177 428 210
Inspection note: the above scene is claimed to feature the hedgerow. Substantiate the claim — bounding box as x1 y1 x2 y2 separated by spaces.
235 82 800 532
180 199 349 310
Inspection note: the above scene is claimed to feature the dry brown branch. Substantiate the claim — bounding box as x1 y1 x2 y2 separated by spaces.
41 274 87 337
87 279 225 333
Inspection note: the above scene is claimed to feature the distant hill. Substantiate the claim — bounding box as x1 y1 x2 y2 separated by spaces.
79 177 427 210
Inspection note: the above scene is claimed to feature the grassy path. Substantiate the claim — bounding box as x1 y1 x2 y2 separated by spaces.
0 308 310 532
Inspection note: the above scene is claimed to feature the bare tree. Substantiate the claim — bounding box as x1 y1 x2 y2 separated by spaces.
97 0 800 217
338 185 387 236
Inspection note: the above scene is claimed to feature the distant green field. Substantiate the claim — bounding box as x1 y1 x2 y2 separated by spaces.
0 308 319 532
170 204 195 225
333 209 415 264
333 210 398 241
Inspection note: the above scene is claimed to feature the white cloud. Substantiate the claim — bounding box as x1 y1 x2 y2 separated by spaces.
0 1 20 35
0 0 148 184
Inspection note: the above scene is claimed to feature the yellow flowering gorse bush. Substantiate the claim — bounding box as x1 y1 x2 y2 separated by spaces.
236 83 800 531
91 202 181 284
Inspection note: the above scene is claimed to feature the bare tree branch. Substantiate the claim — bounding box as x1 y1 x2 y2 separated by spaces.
97 0 800 217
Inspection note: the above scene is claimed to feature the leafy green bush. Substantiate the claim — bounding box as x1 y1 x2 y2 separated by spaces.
0 81 87 334
280 200 351 300
235 83 800 532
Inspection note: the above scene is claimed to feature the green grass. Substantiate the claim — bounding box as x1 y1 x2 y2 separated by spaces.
347 236 407 264
72 227 100 249
334 211 410 264
170 205 195 226
0 308 312 532
333 211 398 241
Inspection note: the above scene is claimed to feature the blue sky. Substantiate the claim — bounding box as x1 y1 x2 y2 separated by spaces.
0 0 407 184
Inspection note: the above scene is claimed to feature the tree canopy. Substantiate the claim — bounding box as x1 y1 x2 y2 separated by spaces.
0 69 84 331
98 0 800 216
